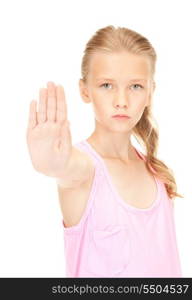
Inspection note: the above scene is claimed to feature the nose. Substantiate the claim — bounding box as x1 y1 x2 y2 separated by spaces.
115 103 127 109
113 90 128 109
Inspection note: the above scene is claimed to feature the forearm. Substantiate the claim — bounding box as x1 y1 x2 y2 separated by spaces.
56 147 90 189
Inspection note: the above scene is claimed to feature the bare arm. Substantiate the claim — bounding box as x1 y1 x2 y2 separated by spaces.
56 145 94 188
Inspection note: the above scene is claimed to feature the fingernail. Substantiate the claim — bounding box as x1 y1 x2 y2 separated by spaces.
47 81 54 86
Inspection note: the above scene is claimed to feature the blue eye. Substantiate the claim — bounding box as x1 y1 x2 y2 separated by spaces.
131 84 143 90
100 83 112 89
100 83 144 90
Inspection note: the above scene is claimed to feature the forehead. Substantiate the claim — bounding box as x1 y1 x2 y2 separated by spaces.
88 51 151 82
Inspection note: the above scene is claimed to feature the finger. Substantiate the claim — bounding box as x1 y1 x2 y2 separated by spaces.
56 85 67 123
38 88 47 124
27 100 37 131
47 81 56 122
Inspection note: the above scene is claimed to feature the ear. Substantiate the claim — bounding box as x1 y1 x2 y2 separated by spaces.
79 79 91 103
146 80 156 107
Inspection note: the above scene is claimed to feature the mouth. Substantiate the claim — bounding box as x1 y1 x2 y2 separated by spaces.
112 114 131 119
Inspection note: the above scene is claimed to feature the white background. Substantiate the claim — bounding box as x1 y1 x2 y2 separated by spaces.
0 0 191 277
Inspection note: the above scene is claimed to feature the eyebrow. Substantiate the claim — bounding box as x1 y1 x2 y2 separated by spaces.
95 77 148 82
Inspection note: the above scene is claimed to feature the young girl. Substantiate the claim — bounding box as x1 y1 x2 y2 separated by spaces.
26 25 183 278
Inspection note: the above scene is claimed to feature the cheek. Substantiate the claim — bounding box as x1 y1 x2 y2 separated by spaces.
92 101 108 117
91 99 112 124
91 92 109 113
132 94 147 109
132 99 147 123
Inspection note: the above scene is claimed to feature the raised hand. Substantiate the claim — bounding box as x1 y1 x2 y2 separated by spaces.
26 81 73 178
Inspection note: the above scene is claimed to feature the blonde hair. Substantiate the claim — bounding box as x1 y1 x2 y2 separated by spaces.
80 25 184 200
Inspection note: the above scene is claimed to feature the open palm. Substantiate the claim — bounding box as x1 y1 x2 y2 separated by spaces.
26 81 72 178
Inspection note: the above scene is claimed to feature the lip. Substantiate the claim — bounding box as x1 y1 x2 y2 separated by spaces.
112 114 131 119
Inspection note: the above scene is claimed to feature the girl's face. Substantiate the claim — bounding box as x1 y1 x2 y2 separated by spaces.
79 51 155 132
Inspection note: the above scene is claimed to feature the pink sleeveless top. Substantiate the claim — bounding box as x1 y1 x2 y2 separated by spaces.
62 139 182 277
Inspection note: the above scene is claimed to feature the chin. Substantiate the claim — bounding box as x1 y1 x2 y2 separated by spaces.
108 125 131 133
